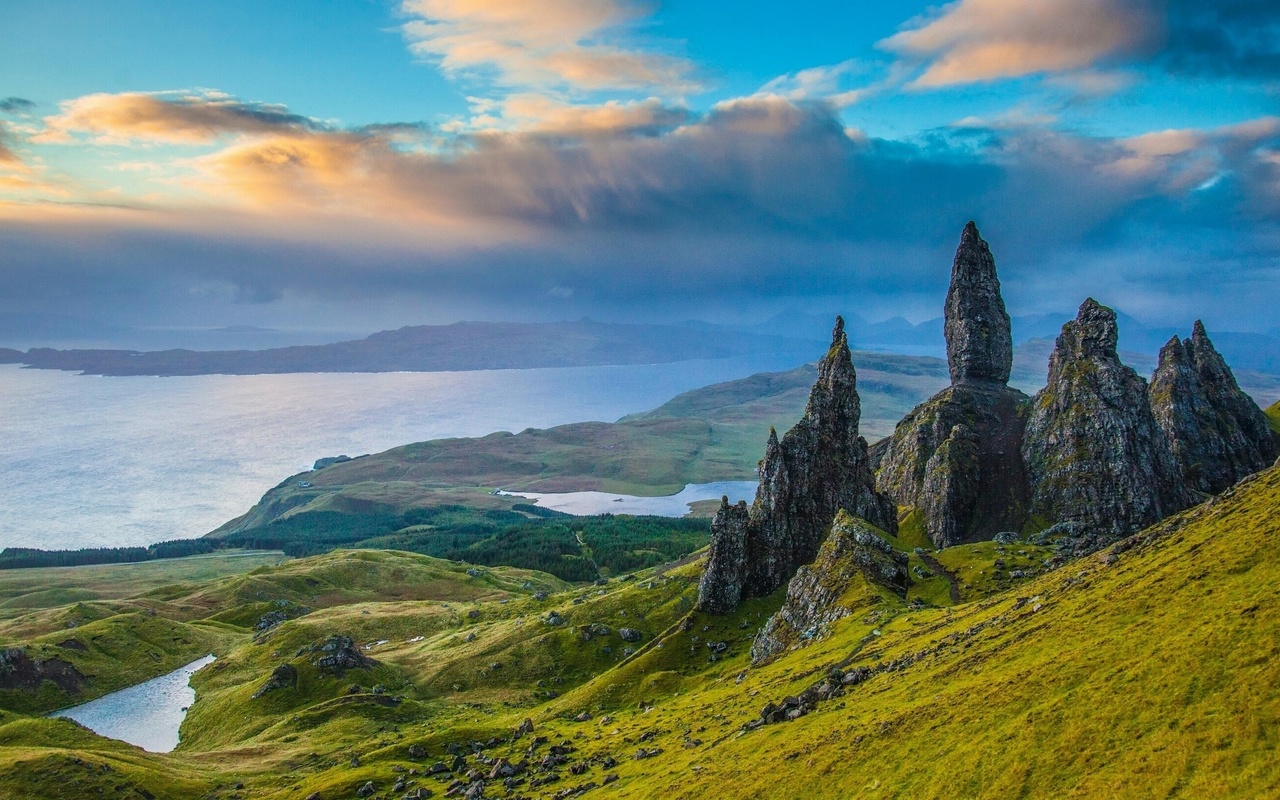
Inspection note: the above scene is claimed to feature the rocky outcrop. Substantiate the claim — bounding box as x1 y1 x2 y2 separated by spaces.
696 499 750 614
1149 321 1278 495
1022 299 1189 539
945 221 1012 385
875 223 1031 547
750 512 907 665
696 318 896 613
253 663 298 698
305 635 375 675
0 647 84 694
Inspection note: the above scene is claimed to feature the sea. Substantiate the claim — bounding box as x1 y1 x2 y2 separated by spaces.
0 356 797 551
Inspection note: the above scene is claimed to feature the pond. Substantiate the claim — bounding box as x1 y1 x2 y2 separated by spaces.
50 654 215 752
500 480 758 517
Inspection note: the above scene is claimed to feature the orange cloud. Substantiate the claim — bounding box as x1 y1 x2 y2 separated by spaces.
882 0 1157 87
491 95 690 137
399 0 698 92
34 91 319 145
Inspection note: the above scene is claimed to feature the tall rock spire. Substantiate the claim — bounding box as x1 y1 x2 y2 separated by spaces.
874 222 1030 548
1022 298 1189 538
696 317 896 614
1149 321 1278 495
944 221 1013 385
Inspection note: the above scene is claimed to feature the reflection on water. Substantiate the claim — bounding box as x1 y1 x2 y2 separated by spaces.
50 655 215 753
501 480 758 516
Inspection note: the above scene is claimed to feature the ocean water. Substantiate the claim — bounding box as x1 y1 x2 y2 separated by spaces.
501 481 758 516
50 655 216 752
0 356 798 550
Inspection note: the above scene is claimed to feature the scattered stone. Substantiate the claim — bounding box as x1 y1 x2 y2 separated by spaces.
308 635 375 676
357 781 375 797
618 628 642 643
543 611 565 626
408 744 428 759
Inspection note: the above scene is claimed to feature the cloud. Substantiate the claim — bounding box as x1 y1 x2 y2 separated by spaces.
881 0 1157 87
0 97 36 114
487 95 691 137
882 0 1280 88
398 0 698 92
1162 0 1280 79
5 95 1280 332
0 122 19 165
34 90 323 145
758 61 875 109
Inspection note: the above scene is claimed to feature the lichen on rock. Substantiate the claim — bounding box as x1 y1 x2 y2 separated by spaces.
1149 321 1278 495
1022 298 1189 539
875 222 1030 547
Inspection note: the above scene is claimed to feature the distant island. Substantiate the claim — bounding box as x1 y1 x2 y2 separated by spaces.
0 319 811 377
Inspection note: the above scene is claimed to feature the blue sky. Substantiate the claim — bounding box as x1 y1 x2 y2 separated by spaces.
1 0 1278 334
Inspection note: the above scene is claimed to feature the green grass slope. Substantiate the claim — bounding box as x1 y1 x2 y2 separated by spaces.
557 465 1280 799
1266 400 1280 434
1 468 1276 798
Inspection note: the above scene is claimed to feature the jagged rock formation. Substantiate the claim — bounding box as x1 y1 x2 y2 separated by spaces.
696 318 896 614
1022 299 1189 538
1149 321 1278 495
696 499 750 614
750 512 907 665
875 222 1031 547
945 221 1013 384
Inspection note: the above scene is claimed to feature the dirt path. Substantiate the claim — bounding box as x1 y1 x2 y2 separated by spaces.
574 531 603 579
920 552 961 604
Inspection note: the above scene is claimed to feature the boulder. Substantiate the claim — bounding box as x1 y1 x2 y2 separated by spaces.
307 635 375 675
252 663 298 699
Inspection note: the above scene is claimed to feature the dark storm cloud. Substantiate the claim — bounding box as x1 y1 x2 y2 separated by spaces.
0 97 36 113
1162 0 1280 79
4 96 1279 330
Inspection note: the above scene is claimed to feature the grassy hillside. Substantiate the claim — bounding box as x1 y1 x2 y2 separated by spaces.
0 467 1277 797
1266 400 1280 434
209 351 957 554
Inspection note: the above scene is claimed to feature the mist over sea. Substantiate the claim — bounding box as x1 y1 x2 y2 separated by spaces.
0 356 799 550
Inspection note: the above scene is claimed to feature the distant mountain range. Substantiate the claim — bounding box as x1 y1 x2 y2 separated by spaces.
2 308 1276 379
0 319 817 377
740 309 1280 374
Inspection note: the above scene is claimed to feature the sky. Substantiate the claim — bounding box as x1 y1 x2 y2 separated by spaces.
1 0 1278 336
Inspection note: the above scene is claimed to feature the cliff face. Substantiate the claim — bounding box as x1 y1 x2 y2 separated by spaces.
1022 299 1190 538
696 499 751 615
1150 322 1278 495
750 511 907 665
697 318 896 614
875 223 1030 547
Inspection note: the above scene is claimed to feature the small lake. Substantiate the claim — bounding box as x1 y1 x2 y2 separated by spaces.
502 480 758 516
50 654 215 752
